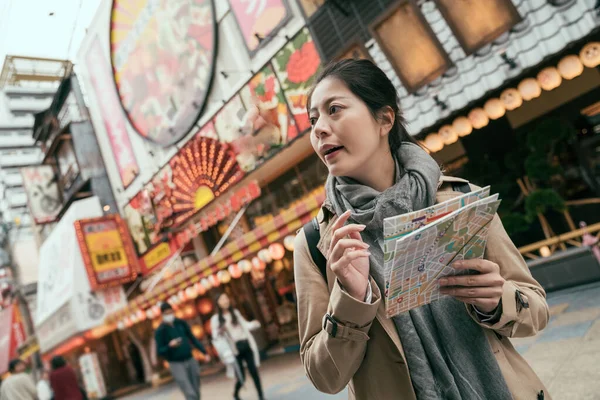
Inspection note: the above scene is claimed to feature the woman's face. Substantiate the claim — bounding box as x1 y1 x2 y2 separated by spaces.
309 77 390 178
218 294 230 310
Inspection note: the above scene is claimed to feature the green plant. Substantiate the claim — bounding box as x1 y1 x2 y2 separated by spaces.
501 212 531 236
524 189 566 219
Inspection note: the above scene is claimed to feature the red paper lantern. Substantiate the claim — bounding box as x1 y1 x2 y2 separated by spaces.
197 298 214 315
228 264 242 279
184 304 196 319
209 274 220 288
191 324 204 339
268 243 285 261
252 257 266 271
194 282 206 297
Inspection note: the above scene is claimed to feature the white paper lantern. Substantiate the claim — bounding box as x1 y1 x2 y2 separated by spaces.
146 309 155 320
500 88 523 111
217 270 231 284
117 321 126 330
518 78 542 101
238 259 252 273
201 278 212 290
257 249 272 263
452 117 473 137
579 42 600 68
283 235 295 251
558 55 584 80
537 67 562 91
484 98 505 120
185 285 198 300
468 108 489 129
424 134 444 153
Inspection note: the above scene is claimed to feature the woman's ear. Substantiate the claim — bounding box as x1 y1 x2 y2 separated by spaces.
377 106 395 137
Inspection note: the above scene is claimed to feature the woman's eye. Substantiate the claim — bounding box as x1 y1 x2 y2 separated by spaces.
309 116 318 126
329 105 340 115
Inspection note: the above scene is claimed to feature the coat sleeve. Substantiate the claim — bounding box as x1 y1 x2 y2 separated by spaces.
294 230 380 395
154 328 170 357
466 214 550 338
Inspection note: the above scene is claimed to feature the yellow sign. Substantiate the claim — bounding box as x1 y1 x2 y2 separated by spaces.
85 230 127 272
142 242 172 274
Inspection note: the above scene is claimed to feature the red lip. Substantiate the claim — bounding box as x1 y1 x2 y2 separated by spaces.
320 144 344 157
324 147 343 160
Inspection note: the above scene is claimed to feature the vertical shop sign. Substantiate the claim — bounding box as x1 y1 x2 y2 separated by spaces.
85 36 139 188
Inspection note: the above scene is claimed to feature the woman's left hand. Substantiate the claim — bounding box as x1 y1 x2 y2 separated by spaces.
438 259 505 313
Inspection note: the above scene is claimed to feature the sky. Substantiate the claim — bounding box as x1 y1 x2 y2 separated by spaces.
0 0 102 66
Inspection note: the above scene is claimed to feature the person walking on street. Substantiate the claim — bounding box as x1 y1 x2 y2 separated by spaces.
0 359 37 400
155 302 210 400
49 355 85 400
211 293 264 400
37 370 53 400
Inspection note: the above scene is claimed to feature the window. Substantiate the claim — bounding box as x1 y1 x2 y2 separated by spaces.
370 1 451 93
434 0 521 55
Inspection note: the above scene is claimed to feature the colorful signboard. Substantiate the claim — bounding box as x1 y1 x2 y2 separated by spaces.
148 124 245 231
228 0 290 54
0 305 26 375
140 242 175 275
85 36 139 188
20 166 61 224
272 27 321 133
74 215 139 291
110 0 218 146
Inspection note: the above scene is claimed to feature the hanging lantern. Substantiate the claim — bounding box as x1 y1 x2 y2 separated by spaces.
483 98 505 120
124 317 133 328
558 55 584 80
201 278 212 290
273 260 284 273
440 123 458 143
164 267 173 279
168 295 179 306
185 285 198 300
269 243 286 261
184 304 196 318
257 249 272 263
217 270 231 284
129 313 138 324
238 259 252 273
228 264 242 279
197 298 214 315
209 274 221 288
500 88 523 111
151 319 161 330
178 290 187 303
423 133 444 153
579 42 600 68
283 235 295 251
194 282 206 297
451 117 472 138
136 309 146 322
537 67 561 91
468 108 489 129
518 78 541 101
540 246 551 258
191 324 204 339
175 309 185 319
145 309 154 320
252 257 266 271
117 321 126 331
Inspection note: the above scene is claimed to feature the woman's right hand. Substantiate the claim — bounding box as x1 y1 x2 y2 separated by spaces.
327 211 371 301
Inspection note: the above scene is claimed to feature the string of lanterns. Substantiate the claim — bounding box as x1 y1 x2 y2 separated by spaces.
422 42 599 153
117 234 297 330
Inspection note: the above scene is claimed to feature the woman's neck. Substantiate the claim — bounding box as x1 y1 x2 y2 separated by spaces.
351 149 396 192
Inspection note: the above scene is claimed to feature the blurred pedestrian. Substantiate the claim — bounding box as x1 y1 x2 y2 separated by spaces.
0 359 36 400
49 355 85 400
37 369 53 400
211 293 264 400
155 302 210 400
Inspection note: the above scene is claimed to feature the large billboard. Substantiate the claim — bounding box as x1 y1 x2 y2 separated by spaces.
20 166 61 224
109 0 218 146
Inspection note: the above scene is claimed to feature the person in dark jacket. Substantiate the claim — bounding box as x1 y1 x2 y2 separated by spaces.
155 302 210 400
49 356 84 400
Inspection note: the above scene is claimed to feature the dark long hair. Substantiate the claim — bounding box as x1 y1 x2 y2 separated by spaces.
216 294 238 328
307 58 417 151
50 355 67 371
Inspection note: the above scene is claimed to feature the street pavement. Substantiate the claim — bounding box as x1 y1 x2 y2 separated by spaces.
123 281 600 400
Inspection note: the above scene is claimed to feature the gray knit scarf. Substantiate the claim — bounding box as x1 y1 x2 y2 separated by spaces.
325 142 512 400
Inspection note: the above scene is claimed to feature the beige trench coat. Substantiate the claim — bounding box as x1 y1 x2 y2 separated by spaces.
294 176 551 400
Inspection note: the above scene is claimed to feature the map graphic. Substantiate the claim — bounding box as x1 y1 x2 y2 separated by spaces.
383 189 500 317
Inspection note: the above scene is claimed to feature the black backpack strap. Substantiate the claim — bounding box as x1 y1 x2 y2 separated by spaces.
451 181 471 194
303 217 328 283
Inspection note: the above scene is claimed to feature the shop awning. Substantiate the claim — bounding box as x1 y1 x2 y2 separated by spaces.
108 188 326 321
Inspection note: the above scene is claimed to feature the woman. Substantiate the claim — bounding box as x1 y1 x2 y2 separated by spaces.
49 356 85 400
293 59 551 400
36 370 53 400
210 293 264 400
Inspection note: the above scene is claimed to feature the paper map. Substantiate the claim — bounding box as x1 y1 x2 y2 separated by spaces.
383 188 500 317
